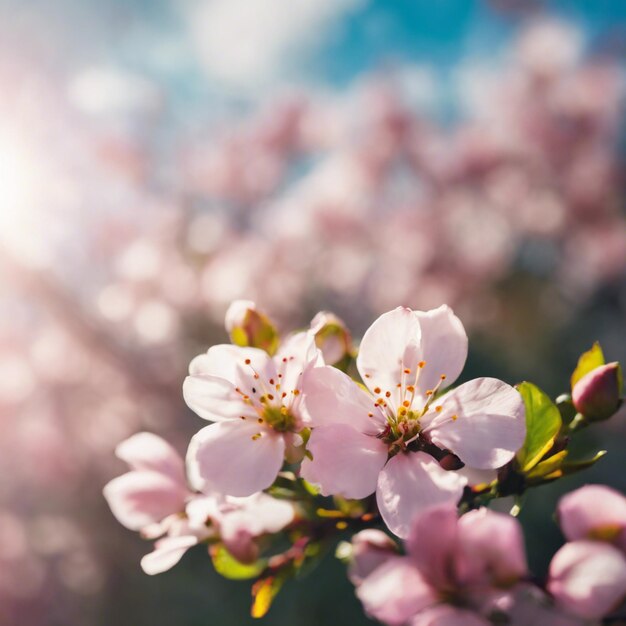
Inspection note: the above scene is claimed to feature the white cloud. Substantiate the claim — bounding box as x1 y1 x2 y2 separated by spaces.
184 0 365 90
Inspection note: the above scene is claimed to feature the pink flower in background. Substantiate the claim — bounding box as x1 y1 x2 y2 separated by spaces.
547 540 626 620
185 331 321 496
347 529 398 585
544 484 626 620
557 484 626 550
354 503 528 625
302 306 525 537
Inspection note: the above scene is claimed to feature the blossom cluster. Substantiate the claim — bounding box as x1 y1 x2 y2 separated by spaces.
1 15 624 624
105 300 626 623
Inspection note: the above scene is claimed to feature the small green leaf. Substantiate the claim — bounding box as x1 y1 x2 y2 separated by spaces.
571 342 605 390
560 450 607 476
526 450 568 479
516 382 562 472
210 545 266 580
251 574 285 618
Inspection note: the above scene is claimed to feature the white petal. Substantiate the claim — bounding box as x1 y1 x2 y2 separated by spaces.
413 305 468 397
356 556 437 625
186 420 285 497
357 307 423 408
140 535 198 575
183 374 258 422
219 492 294 541
301 424 388 499
424 378 525 469
189 344 277 394
376 452 467 539
275 331 322 415
302 365 385 433
103 471 187 531
115 432 185 484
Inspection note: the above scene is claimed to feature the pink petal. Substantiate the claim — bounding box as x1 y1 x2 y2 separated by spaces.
456 508 528 587
140 535 198 575
276 331 321 388
406 503 459 590
356 556 437 625
189 344 277 394
115 432 186 484
413 305 468 397
356 307 423 407
219 493 295 539
183 373 258 422
377 452 467 539
186 420 285 497
301 424 388 499
349 529 398 585
557 485 626 548
411 606 490 626
497 585 586 626
548 540 626 620
103 471 188 531
301 365 385 433
424 378 525 469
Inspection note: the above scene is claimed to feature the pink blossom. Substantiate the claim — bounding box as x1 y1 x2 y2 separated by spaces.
185 332 321 496
302 306 525 536
348 529 398 585
547 540 626 620
103 432 190 532
354 503 528 625
140 492 295 574
557 484 626 551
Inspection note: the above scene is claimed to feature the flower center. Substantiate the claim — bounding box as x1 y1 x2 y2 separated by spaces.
370 360 449 453
262 404 296 432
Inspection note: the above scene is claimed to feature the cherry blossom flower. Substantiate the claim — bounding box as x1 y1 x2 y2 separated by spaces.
103 432 295 575
353 503 528 625
103 432 190 532
544 484 626 621
557 484 626 551
185 331 321 496
547 540 626 620
301 306 525 536
140 491 295 575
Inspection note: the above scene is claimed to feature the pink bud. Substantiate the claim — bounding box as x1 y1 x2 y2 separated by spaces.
572 362 622 421
225 300 279 354
348 529 398 585
548 540 626 620
309 311 352 365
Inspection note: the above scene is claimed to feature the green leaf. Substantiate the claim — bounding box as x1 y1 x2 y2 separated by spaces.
516 382 562 472
210 545 266 580
525 449 568 479
251 574 285 618
571 342 605 390
560 450 607 476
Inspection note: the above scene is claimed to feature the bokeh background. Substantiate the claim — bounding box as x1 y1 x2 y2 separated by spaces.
1 0 625 624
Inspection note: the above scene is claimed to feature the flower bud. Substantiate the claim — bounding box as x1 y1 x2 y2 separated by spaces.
225 300 279 355
347 529 397 585
310 311 352 365
572 362 622 422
